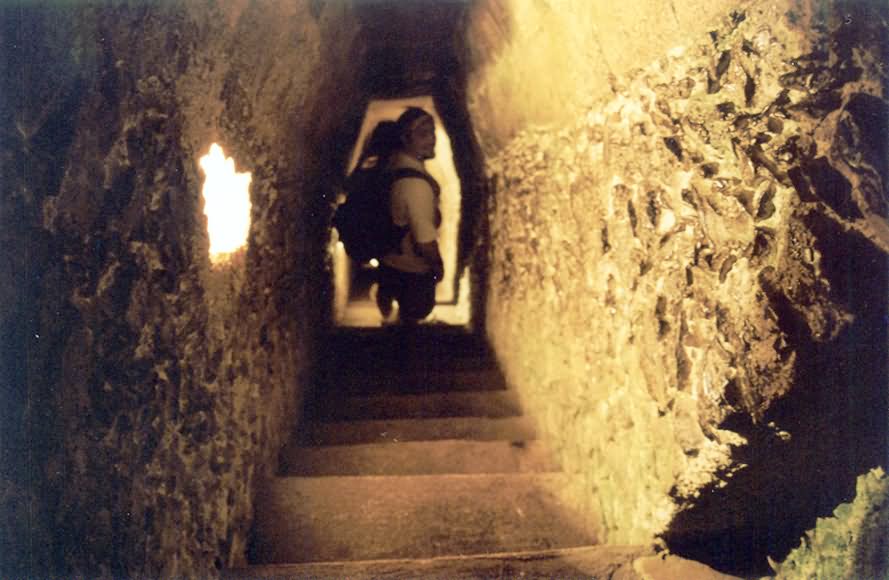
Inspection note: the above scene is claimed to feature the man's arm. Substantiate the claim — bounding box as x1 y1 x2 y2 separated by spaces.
397 176 443 282
416 240 444 282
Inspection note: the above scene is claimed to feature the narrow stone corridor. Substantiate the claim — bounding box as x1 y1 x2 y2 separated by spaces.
3 1 888 578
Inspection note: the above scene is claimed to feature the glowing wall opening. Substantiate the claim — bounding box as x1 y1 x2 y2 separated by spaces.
199 143 252 265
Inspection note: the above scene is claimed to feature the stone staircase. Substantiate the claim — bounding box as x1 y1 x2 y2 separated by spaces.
228 325 652 579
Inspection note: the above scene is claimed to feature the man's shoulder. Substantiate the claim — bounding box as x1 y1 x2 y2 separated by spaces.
388 153 438 196
390 169 435 193
391 167 433 183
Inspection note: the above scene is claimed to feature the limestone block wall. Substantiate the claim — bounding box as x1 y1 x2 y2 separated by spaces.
468 0 888 551
1 2 363 577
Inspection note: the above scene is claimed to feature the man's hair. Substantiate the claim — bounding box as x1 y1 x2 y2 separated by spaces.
395 107 433 143
358 120 400 166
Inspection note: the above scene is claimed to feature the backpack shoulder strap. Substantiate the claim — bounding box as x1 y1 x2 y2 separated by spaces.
389 167 440 198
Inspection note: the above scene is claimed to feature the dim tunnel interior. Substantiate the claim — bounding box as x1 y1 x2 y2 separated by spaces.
2 1 888 578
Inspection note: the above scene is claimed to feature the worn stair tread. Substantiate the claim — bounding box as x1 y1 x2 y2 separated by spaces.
230 545 651 579
311 390 523 422
299 415 537 446
317 366 507 395
326 354 496 375
252 473 597 564
325 330 490 350
324 339 492 365
327 324 484 345
329 352 495 370
280 439 558 476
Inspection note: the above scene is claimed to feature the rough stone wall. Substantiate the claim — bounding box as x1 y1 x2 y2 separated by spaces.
464 0 743 154
1 2 363 577
468 0 888 558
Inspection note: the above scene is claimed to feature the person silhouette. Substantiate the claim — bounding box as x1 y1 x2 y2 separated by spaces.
375 107 443 325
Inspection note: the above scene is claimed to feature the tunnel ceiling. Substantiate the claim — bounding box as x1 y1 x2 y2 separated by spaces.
353 0 468 98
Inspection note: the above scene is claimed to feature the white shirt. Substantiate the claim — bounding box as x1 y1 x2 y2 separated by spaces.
382 152 437 273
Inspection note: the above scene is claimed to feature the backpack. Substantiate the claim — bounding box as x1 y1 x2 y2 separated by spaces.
333 166 439 264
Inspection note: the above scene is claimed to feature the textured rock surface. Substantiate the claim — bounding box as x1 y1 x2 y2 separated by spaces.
468 0 888 570
1 2 364 577
464 0 742 155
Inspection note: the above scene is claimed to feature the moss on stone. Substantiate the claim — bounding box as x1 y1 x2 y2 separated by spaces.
774 467 889 580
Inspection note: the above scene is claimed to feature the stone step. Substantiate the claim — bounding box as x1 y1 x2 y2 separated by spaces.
327 324 484 346
298 415 538 446
279 439 559 476
315 367 507 396
327 353 496 374
251 473 597 564
324 330 492 362
229 545 651 579
310 390 523 422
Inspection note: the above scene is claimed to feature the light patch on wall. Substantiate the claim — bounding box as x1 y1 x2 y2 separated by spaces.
199 143 252 264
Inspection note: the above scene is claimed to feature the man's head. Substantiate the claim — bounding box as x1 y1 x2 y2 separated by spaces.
395 107 436 161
